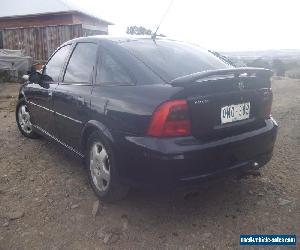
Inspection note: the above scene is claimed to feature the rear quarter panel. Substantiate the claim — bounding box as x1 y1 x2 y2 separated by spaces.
90 84 182 137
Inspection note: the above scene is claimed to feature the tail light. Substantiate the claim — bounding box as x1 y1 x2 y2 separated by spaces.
147 99 191 137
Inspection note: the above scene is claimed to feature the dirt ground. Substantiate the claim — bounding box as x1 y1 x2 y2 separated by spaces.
0 78 299 250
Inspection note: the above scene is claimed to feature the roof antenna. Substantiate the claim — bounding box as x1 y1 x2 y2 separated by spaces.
151 0 175 41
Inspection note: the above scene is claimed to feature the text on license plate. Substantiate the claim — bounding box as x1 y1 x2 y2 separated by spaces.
221 102 250 124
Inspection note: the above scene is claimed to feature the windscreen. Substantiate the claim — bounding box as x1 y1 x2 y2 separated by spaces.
121 39 231 82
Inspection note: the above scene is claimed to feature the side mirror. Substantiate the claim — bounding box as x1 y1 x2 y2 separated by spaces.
29 70 42 83
20 74 29 84
22 74 29 81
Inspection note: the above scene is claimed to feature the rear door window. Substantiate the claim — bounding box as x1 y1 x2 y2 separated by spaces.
96 51 133 85
43 45 71 82
63 42 98 83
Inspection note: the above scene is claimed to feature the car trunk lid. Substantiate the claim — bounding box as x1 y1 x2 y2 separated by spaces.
170 68 273 140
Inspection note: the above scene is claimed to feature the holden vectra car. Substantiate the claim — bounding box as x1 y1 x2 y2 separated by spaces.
16 36 278 201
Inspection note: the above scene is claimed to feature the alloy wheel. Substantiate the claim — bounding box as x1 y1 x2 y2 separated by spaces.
89 142 111 192
18 104 33 134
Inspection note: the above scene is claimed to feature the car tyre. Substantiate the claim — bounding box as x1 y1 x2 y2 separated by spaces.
86 131 129 202
16 98 39 139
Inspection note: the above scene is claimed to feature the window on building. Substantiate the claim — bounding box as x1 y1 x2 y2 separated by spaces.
0 31 3 49
63 42 97 83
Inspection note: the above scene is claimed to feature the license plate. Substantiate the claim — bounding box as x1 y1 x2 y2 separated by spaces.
221 102 250 124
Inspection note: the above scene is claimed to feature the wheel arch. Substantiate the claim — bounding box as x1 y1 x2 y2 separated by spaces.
80 120 114 155
18 88 26 101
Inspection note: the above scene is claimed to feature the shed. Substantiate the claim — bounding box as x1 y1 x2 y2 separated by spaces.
0 0 113 62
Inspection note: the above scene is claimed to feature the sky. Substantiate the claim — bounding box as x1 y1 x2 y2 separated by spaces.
73 0 300 51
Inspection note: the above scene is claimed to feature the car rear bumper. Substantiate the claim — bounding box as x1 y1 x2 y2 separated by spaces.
118 117 278 189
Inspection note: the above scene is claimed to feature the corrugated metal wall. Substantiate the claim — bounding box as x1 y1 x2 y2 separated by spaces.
3 24 82 61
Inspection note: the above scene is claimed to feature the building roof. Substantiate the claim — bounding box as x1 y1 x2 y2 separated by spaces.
0 0 113 25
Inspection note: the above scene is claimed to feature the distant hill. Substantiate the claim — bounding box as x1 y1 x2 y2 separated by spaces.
220 49 300 78
222 49 300 60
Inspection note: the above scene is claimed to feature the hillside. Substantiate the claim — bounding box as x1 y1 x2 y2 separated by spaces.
222 49 300 60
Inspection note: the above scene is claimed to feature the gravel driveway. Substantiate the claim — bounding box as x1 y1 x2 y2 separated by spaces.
0 78 299 249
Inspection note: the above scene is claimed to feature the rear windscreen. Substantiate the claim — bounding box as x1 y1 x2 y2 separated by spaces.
121 39 231 82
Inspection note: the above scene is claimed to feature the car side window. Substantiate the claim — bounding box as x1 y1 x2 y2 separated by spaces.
63 42 97 83
96 51 132 85
43 45 71 82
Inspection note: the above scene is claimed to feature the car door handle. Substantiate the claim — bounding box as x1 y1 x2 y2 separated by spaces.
48 91 53 97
